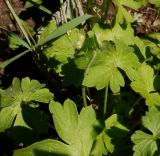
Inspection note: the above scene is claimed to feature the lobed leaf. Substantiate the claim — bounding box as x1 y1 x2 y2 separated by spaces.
81 41 140 93
132 107 160 156
113 0 144 24
49 99 78 144
49 99 100 156
93 23 146 58
131 63 160 106
103 114 129 153
0 77 53 132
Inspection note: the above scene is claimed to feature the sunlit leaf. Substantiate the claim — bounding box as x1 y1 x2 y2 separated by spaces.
37 14 92 46
13 139 71 156
0 77 53 132
9 34 30 50
132 107 160 156
131 63 160 106
113 0 144 24
24 0 42 8
80 41 140 92
49 99 100 156
93 23 146 58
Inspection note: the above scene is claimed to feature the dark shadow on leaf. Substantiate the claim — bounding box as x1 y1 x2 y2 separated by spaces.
105 118 132 156
131 45 144 62
47 57 61 69
7 126 39 146
154 76 160 91
7 105 49 145
34 149 70 156
0 132 14 156
155 139 160 156
21 105 49 134
61 58 84 87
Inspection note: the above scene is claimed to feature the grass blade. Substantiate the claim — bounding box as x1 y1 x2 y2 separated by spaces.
0 49 31 69
5 0 32 46
37 14 92 46
0 15 92 69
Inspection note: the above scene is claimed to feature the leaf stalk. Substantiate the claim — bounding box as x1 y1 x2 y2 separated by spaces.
103 84 108 119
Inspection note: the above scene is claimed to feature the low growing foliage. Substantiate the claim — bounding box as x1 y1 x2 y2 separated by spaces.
0 0 160 155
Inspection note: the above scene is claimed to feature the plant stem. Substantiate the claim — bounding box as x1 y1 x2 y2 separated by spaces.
82 86 87 107
82 50 97 107
5 0 32 47
103 84 109 119
132 97 142 107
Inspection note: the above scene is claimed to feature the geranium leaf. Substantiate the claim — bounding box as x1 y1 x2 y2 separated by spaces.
131 63 160 106
49 99 78 144
13 139 71 156
113 0 144 24
9 105 49 145
90 132 108 156
81 41 140 92
0 106 18 132
0 77 53 132
149 0 160 7
103 114 129 153
132 107 160 156
49 99 100 156
93 23 146 58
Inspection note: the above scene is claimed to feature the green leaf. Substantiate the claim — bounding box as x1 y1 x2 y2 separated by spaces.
93 23 146 58
24 0 52 14
0 77 53 105
131 63 160 106
0 15 91 69
91 114 129 156
38 20 57 43
113 0 144 24
8 33 30 50
149 0 160 7
24 0 42 8
0 78 22 108
37 14 92 46
78 105 101 155
103 114 129 153
143 39 160 59
49 99 100 156
0 77 53 132
9 105 49 145
13 139 71 156
90 132 108 156
0 106 18 132
43 28 85 64
49 99 78 144
81 41 140 92
131 107 160 156
39 19 85 73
